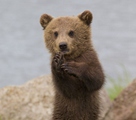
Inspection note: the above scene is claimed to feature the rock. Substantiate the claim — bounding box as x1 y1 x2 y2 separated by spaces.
0 75 110 120
99 89 111 120
0 75 54 120
103 79 136 120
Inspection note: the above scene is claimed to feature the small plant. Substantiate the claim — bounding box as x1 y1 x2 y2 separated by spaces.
106 65 131 100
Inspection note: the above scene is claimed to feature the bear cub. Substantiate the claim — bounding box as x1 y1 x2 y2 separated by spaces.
40 10 105 120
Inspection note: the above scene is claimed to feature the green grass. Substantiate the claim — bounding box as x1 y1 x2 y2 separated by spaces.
106 65 131 100
0 116 2 120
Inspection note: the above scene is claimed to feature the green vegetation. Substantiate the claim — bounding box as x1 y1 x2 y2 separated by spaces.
0 116 2 120
106 66 131 100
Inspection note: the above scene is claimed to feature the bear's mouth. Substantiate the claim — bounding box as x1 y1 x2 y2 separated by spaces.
60 49 70 54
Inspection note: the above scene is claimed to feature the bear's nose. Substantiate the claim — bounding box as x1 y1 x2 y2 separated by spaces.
59 42 67 51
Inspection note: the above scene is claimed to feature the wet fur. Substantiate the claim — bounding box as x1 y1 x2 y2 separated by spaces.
51 50 104 120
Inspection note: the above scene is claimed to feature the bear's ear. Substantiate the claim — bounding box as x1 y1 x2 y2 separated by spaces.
78 10 93 25
40 14 53 30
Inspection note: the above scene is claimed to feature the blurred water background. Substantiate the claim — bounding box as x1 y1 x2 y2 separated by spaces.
0 0 136 88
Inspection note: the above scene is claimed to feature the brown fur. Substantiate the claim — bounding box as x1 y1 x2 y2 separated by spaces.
40 10 105 120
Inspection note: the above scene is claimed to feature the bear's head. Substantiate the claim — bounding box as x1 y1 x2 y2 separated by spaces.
40 10 93 59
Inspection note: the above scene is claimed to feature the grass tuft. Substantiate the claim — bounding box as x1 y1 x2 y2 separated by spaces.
106 65 131 100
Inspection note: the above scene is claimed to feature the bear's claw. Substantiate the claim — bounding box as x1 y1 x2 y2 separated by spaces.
61 63 77 77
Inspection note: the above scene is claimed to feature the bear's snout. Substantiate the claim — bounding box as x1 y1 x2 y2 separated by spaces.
59 42 68 52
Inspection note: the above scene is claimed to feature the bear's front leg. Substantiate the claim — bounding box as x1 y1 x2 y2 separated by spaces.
61 61 88 78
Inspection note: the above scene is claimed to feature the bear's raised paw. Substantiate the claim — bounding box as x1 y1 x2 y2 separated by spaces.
53 52 65 72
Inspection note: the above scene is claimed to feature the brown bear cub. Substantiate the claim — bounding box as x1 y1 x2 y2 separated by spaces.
40 10 105 120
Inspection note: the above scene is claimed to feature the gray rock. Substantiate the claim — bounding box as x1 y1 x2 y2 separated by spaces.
0 75 54 120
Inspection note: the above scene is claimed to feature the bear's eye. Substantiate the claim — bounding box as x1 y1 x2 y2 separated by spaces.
54 31 58 38
68 30 74 37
